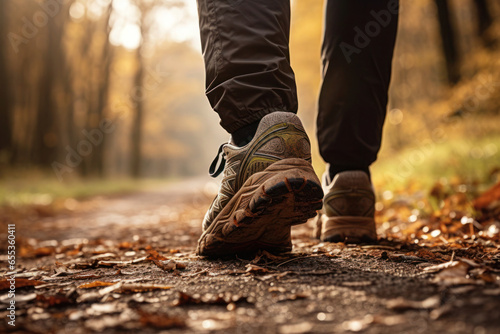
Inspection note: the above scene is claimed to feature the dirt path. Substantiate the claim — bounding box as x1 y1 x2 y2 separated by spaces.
1 178 500 333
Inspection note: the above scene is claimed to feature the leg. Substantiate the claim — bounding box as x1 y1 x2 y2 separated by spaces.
196 0 323 257
315 0 399 243
197 0 298 135
318 0 399 176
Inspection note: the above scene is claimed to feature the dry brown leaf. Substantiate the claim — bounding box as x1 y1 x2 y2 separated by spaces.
279 321 313 334
66 248 82 256
173 291 246 307
71 273 102 280
256 271 291 281
118 283 172 293
251 250 288 264
36 293 73 307
118 241 133 249
149 258 185 271
430 261 476 285
146 249 168 261
139 311 186 329
0 278 45 290
97 257 148 266
474 180 500 210
245 264 269 274
34 247 55 257
78 281 115 289
386 295 440 311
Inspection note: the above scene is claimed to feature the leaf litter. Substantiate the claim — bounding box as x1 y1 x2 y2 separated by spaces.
2 175 500 333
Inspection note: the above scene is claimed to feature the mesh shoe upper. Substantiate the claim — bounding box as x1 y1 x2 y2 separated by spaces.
202 112 312 231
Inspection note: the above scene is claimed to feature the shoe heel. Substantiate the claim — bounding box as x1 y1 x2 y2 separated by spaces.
321 216 377 243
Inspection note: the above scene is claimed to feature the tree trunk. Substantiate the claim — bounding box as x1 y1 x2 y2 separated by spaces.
32 11 60 166
0 0 12 161
473 0 494 48
434 0 460 85
92 3 114 177
79 19 96 178
130 42 144 178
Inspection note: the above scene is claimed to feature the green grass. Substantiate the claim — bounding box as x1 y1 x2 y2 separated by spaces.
371 134 500 191
309 130 500 192
2 133 499 207
0 170 173 207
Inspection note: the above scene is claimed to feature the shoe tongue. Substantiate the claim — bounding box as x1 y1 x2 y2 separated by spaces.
223 142 239 157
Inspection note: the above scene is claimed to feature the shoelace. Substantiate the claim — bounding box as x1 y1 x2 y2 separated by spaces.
209 144 226 178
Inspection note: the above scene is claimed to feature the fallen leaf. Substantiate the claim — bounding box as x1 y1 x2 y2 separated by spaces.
118 242 133 249
34 247 55 257
245 264 269 274
97 256 148 267
276 292 311 302
78 281 115 289
85 309 138 331
279 321 313 334
71 273 102 280
372 314 406 326
256 271 290 281
474 180 500 210
430 261 478 285
77 282 125 303
118 283 172 293
173 291 246 307
0 278 45 290
251 250 288 264
386 295 441 311
0 292 36 303
430 304 454 320
90 253 118 260
146 249 168 261
36 293 73 307
85 302 125 316
139 311 186 329
13 271 47 278
342 281 373 287
150 259 186 271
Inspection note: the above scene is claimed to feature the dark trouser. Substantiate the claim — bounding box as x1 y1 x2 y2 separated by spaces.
197 0 399 171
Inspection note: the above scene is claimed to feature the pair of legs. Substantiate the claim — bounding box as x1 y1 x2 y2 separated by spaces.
197 0 399 177
196 0 399 256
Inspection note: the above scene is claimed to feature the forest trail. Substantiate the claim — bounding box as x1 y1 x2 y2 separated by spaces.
1 178 500 334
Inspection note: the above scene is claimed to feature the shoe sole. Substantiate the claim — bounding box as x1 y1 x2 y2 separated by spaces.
321 215 377 243
197 158 323 257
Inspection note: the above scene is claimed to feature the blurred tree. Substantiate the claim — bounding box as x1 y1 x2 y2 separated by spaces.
0 0 13 162
129 1 153 179
473 0 494 47
72 14 96 177
434 0 461 85
129 0 182 178
32 1 68 166
90 1 114 177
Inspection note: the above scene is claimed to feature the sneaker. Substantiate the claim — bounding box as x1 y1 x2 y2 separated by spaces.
197 112 323 257
314 171 377 243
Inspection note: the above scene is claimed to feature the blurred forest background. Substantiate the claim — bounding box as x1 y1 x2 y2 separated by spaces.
1 0 500 204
